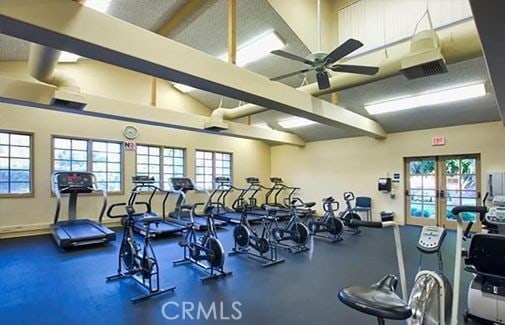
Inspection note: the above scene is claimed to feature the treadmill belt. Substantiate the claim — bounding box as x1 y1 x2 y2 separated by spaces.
61 223 105 239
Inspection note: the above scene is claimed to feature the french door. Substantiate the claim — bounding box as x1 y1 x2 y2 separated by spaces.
405 155 481 230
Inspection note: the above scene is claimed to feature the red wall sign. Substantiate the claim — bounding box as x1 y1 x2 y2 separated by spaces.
432 136 445 146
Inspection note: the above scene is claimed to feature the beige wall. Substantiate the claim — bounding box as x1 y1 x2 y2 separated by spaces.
271 121 505 224
0 60 211 116
0 102 270 236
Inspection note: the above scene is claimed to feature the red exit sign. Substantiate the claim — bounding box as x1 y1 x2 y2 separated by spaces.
432 136 445 146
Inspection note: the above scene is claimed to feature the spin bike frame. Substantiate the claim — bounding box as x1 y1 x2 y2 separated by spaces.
173 203 232 282
106 202 175 303
229 206 285 267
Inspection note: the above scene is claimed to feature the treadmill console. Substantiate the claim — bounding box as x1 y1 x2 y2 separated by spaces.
246 177 260 184
417 226 446 253
215 176 231 184
170 177 195 191
55 172 94 193
270 177 283 184
132 175 155 184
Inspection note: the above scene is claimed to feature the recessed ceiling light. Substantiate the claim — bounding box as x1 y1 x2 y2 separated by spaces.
172 83 195 93
278 117 317 129
220 31 285 67
58 51 80 63
364 83 486 115
84 0 112 13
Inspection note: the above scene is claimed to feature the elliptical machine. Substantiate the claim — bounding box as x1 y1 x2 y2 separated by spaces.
106 202 175 303
339 192 362 235
307 196 344 243
338 205 486 325
229 204 285 267
173 203 232 281
268 200 310 254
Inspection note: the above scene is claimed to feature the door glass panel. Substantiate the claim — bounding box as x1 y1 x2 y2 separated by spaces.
462 175 476 190
423 175 436 189
444 157 478 224
446 175 460 190
408 159 437 222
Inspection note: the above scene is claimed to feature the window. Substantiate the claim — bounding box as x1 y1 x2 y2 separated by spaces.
92 141 122 192
195 150 232 190
0 131 32 195
54 138 88 172
163 148 185 189
53 136 123 193
136 145 161 187
136 145 185 189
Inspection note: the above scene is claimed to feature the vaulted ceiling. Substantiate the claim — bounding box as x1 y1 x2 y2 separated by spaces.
0 0 499 142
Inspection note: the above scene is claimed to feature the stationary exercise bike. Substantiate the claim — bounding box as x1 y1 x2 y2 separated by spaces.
338 205 486 325
463 195 505 324
307 196 344 243
268 200 310 254
229 204 285 267
339 192 362 235
106 202 175 303
173 203 232 281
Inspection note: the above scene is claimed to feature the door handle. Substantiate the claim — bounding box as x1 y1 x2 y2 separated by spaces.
439 190 445 199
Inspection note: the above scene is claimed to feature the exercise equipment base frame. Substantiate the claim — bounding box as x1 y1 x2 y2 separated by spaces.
172 257 232 282
275 241 310 254
106 272 175 304
312 233 343 243
229 247 285 268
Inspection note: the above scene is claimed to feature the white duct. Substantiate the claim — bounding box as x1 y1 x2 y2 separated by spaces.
211 20 482 120
28 43 80 93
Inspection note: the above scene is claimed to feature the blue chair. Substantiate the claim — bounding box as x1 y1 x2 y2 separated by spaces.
352 196 372 221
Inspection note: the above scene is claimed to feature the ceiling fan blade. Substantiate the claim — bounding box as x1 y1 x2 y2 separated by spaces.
271 50 315 65
316 71 330 90
330 64 379 75
270 68 313 81
324 39 363 64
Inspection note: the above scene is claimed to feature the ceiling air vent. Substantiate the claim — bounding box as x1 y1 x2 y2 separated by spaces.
204 120 229 132
50 90 87 110
400 30 447 80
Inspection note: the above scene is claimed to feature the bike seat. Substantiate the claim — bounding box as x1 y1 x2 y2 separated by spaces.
304 202 316 208
338 274 412 320
264 205 280 212
139 215 163 224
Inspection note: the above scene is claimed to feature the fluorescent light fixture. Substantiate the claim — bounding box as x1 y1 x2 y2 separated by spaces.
253 123 271 129
278 117 317 129
220 31 285 67
58 51 80 63
365 83 486 115
84 0 111 13
172 83 195 93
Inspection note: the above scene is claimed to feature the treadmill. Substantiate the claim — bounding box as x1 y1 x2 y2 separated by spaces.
169 177 227 230
241 177 291 219
129 176 187 237
208 177 263 224
51 171 116 249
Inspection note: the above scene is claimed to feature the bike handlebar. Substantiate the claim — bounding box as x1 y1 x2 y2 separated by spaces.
343 191 355 201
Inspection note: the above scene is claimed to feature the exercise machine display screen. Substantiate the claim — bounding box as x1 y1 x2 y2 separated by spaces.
170 177 195 191
56 172 93 193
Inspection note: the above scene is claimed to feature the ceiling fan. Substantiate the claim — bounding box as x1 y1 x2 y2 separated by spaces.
269 0 379 90
270 39 379 90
